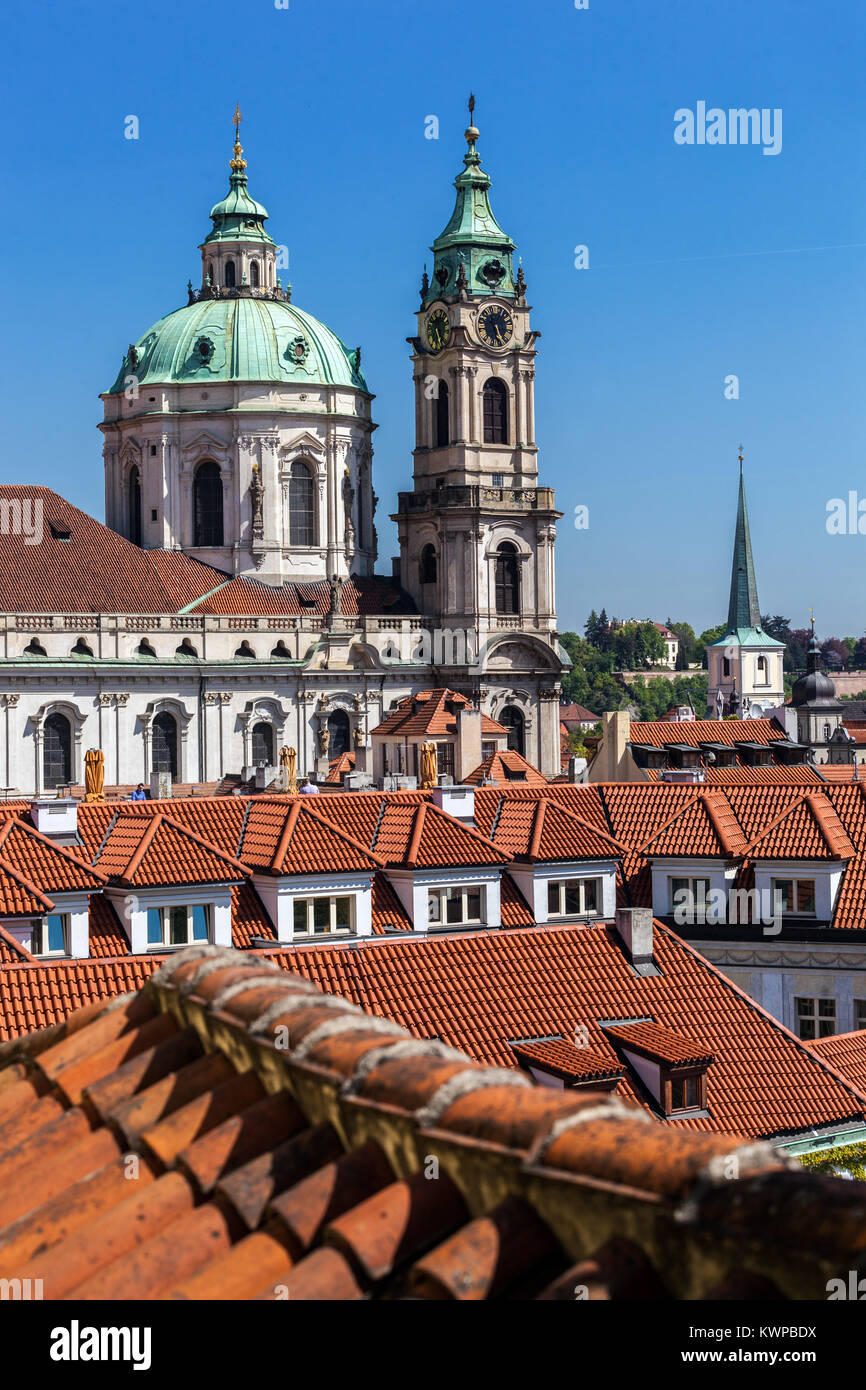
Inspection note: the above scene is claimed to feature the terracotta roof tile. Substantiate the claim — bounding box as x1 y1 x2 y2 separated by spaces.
94 812 248 887
604 1020 715 1067
0 943 863 1301
511 1037 625 1083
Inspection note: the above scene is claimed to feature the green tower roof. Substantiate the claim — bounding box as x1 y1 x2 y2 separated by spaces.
201 111 274 247
423 98 517 306
709 460 785 650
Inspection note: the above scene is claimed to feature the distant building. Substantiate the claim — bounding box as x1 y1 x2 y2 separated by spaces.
706 461 785 717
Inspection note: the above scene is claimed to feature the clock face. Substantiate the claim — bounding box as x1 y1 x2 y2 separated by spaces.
426 309 451 352
477 303 513 348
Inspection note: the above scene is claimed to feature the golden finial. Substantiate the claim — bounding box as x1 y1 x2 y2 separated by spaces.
230 102 246 172
466 92 479 146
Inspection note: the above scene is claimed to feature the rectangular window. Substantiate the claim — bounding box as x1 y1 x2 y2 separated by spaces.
292 895 354 936
795 996 836 1040
427 885 485 927
547 878 601 918
146 905 210 949
669 1076 701 1112
492 473 504 487
31 913 68 956
856 999 866 1031
772 879 816 916
436 743 455 778
670 877 710 916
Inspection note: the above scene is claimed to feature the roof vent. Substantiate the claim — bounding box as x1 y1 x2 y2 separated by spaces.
432 784 475 825
30 797 78 842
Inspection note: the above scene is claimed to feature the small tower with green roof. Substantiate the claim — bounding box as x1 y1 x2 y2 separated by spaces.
199 105 279 293
706 454 785 717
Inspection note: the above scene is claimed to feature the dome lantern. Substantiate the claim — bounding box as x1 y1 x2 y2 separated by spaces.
198 107 278 294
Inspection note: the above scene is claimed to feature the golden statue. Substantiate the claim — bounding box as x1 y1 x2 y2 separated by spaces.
84 748 105 802
419 741 438 790
279 745 297 795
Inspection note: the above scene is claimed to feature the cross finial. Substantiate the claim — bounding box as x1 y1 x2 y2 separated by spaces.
230 103 247 172
233 104 243 140
468 93 476 123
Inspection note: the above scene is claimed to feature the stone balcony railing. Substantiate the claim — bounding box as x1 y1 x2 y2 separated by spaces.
396 485 557 514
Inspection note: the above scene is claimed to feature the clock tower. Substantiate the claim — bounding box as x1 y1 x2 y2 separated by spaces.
394 101 565 775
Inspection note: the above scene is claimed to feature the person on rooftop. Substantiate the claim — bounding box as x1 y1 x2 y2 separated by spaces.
129 784 147 801
299 777 319 794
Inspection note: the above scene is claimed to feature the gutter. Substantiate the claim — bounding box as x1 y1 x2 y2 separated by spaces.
773 1121 866 1157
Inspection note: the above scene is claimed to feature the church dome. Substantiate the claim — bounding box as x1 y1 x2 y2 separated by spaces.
791 630 839 706
106 295 367 395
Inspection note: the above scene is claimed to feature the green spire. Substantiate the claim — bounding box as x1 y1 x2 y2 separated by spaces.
726 453 762 633
423 96 516 306
203 106 274 247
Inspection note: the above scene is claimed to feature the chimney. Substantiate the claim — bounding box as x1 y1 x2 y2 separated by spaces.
615 907 654 970
455 707 482 783
432 784 475 826
30 797 79 843
592 711 631 780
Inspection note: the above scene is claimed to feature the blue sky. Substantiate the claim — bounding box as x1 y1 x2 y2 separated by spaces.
4 0 866 637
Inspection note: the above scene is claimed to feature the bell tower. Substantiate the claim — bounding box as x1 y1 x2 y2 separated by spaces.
394 101 565 776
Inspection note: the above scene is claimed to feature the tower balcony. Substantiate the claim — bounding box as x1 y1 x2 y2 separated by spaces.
395 484 558 516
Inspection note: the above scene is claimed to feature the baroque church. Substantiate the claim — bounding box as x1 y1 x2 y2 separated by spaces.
0 108 566 797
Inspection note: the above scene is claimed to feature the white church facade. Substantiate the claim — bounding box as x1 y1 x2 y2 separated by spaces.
0 109 566 796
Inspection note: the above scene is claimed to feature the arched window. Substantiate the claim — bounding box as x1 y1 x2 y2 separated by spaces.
43 713 72 789
71 638 93 658
499 705 525 756
288 460 316 546
271 641 291 659
193 461 224 547
207 261 214 286
420 544 437 585
494 542 520 614
252 721 274 765
175 639 198 659
434 380 450 447
234 641 255 659
24 639 46 658
224 259 236 288
152 712 178 777
250 261 260 287
328 710 350 758
135 639 157 659
483 378 508 444
128 465 142 546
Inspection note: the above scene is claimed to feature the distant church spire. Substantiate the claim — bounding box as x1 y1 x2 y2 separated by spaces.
726 449 762 634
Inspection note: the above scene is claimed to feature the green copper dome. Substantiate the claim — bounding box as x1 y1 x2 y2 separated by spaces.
423 102 517 307
107 297 367 394
203 172 273 246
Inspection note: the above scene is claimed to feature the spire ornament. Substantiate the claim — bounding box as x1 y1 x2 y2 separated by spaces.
230 103 247 172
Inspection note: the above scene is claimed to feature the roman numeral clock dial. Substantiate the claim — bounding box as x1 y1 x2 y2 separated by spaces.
425 310 451 352
477 304 513 348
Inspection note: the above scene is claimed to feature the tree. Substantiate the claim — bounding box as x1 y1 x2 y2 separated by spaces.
852 637 866 669
761 614 791 643
786 628 811 671
669 621 696 670
821 638 848 670
695 624 727 669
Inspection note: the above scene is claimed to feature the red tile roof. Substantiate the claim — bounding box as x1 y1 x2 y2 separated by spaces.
809 1029 866 1093
0 488 414 618
238 798 384 875
740 793 856 861
604 1020 714 1067
640 791 749 858
629 718 786 748
276 921 866 1139
94 812 249 887
511 1037 624 1083
465 750 549 786
483 797 625 863
1 944 863 1302
371 689 506 739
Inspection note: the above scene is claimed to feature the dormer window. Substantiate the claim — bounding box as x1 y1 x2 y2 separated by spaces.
31 913 68 956
547 877 600 917
772 878 816 916
428 885 483 926
604 1020 714 1119
669 1075 701 1111
292 894 353 936
146 905 210 948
